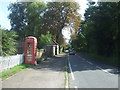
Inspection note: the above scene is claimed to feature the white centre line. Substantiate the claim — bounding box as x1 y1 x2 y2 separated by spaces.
74 86 78 90
77 54 111 74
76 54 93 65
76 54 85 61
86 61 93 65
103 70 109 73
76 54 112 75
96 66 102 69
82 58 85 61
96 66 109 73
68 54 75 80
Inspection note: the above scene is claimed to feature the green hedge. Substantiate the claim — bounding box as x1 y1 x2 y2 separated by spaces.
0 28 18 56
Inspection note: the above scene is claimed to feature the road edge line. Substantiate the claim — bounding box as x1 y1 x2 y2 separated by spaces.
68 54 75 80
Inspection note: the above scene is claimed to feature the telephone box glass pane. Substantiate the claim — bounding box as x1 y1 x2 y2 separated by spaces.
27 42 32 61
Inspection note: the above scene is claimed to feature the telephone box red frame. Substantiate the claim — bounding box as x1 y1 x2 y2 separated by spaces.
24 36 37 64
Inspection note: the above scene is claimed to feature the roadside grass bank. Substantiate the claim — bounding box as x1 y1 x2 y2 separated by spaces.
0 64 34 80
79 52 118 66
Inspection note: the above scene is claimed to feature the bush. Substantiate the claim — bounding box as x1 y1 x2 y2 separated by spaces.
0 27 18 56
38 32 52 48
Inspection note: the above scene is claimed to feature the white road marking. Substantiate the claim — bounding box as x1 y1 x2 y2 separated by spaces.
68 54 75 80
76 54 93 65
76 54 112 75
102 70 109 73
74 86 77 88
77 55 110 74
76 54 85 61
96 66 110 73
96 66 102 69
74 86 78 89
86 61 93 65
82 58 85 60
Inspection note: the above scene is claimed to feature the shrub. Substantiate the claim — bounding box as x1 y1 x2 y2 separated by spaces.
38 32 52 48
0 27 18 56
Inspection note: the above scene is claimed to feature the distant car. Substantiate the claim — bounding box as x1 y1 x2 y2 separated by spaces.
69 50 75 55
64 50 69 53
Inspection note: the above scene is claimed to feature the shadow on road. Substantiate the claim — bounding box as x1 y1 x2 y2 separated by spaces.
68 53 119 75
2 54 67 88
29 54 67 72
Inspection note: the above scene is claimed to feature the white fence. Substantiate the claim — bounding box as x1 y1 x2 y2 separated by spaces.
0 54 24 72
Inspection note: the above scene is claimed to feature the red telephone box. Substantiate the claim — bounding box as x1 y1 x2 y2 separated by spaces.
24 36 37 64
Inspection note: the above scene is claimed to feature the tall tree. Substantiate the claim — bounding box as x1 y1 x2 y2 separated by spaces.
42 2 81 45
8 2 26 40
8 1 81 47
8 2 46 40
24 2 46 37
72 2 120 58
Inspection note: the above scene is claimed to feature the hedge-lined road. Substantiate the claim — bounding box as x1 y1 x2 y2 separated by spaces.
68 53 118 88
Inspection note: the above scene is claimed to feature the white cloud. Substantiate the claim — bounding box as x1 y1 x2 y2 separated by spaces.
76 0 88 19
62 26 71 40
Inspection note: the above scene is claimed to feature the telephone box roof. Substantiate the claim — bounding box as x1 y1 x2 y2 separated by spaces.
26 36 37 42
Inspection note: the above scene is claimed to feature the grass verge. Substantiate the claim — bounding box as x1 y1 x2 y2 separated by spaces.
0 64 34 80
64 66 68 88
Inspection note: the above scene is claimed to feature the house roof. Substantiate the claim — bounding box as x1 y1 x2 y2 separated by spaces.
49 40 58 45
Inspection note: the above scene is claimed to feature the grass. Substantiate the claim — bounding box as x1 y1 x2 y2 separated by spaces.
0 64 34 80
81 52 118 66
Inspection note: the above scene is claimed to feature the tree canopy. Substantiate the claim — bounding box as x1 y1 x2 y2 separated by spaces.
43 2 80 44
0 27 17 56
8 2 46 40
71 2 120 59
8 1 81 46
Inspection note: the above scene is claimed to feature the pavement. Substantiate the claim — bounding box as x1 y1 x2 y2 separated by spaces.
2 53 67 88
68 53 118 88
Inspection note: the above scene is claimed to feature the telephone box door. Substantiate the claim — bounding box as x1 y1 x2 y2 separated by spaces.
26 42 33 62
24 36 37 64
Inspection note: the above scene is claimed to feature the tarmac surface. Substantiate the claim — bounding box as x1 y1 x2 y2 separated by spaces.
68 53 118 88
2 54 67 88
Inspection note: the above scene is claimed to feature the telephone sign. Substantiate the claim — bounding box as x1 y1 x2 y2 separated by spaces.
24 36 37 64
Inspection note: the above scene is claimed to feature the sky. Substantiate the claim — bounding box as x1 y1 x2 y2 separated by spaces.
0 0 88 30
0 2 11 30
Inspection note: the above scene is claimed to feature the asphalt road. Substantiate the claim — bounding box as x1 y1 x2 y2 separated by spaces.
68 53 118 88
2 54 67 88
